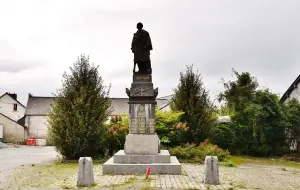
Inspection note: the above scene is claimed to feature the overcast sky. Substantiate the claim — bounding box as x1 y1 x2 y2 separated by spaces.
1 0 300 105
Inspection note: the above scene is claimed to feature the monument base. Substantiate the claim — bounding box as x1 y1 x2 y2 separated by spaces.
102 150 181 175
124 134 159 155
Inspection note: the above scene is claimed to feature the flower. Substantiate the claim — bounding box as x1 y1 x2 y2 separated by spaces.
113 131 118 136
108 127 114 133
170 131 175 135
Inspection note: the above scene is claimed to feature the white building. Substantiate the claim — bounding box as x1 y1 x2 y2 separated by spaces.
0 93 26 121
24 94 172 142
280 74 300 152
281 74 300 103
0 93 27 142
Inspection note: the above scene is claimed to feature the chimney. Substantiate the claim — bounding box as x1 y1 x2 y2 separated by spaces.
7 93 17 100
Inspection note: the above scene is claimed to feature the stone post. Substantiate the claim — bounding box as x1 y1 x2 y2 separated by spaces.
77 157 95 187
204 156 220 185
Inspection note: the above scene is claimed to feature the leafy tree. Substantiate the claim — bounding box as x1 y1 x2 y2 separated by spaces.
216 69 295 156
171 65 216 144
218 69 258 112
282 98 300 152
47 55 111 159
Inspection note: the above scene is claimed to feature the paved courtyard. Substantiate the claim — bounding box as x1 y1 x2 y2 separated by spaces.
43 164 300 190
1 146 300 189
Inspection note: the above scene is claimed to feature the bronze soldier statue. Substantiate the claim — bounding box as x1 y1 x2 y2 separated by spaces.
131 22 153 74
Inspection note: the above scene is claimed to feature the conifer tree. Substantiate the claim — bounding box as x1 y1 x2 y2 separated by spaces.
171 65 216 144
48 55 111 159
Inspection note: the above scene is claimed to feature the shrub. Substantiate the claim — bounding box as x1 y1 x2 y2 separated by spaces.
211 123 235 150
169 143 230 163
155 108 189 147
102 114 129 156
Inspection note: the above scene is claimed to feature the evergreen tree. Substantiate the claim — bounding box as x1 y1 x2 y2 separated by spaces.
48 55 111 159
171 65 216 144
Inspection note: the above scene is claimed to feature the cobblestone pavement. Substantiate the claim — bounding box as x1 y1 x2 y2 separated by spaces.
46 163 300 190
4 162 300 189
46 164 236 189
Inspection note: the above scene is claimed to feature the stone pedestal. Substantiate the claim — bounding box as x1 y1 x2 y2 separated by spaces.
102 73 181 175
124 134 159 155
204 156 220 185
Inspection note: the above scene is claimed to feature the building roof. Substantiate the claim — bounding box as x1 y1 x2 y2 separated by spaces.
25 95 55 116
0 113 26 128
17 116 26 127
25 95 172 116
0 92 26 108
280 74 300 102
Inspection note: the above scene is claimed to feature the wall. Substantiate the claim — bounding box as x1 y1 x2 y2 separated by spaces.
0 114 26 142
0 95 25 121
25 115 48 139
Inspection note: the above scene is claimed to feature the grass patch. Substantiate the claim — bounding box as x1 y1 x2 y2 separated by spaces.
229 155 300 168
103 176 137 188
55 157 109 165
219 161 237 167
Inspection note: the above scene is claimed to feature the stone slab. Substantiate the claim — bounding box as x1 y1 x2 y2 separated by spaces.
124 134 159 155
114 150 170 164
102 156 181 175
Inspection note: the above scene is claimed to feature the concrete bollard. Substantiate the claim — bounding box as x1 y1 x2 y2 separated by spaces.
204 156 220 185
77 157 95 187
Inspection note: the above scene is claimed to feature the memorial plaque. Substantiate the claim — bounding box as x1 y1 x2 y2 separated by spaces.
133 74 152 82
149 119 155 133
129 119 137 133
139 117 146 133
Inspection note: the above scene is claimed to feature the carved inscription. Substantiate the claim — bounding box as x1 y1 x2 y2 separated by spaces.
129 118 137 133
149 119 155 133
137 104 146 134
139 117 146 133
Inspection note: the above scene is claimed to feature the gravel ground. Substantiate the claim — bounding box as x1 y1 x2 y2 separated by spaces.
0 141 10 148
223 164 300 190
0 146 59 189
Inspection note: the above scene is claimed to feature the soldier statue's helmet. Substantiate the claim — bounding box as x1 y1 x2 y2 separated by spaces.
137 22 143 30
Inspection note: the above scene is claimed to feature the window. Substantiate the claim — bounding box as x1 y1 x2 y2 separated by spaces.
13 104 17 111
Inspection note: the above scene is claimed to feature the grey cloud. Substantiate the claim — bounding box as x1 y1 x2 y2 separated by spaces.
0 60 42 73
2 0 300 103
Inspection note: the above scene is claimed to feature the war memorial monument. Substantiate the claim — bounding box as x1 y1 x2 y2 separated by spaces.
102 22 181 174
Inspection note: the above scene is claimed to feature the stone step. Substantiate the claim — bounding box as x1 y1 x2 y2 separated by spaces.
103 156 181 175
114 150 170 164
